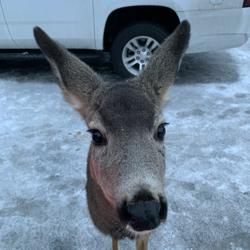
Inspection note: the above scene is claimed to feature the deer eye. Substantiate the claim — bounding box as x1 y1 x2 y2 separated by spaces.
156 123 169 141
88 129 107 146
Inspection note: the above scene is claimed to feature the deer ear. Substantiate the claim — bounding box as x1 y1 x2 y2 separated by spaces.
136 21 190 106
33 27 103 117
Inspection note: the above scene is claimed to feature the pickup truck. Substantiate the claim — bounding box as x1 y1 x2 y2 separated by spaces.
0 0 249 76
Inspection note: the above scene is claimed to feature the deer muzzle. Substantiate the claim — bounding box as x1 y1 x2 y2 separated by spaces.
119 190 167 232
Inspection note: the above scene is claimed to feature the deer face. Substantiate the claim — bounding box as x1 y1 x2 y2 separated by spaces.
34 21 190 235
87 83 168 233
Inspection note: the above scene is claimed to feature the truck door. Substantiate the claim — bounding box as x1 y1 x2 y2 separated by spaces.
0 0 15 48
201 0 243 9
1 0 95 49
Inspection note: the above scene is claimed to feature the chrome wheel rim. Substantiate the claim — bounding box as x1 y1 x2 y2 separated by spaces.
122 36 160 76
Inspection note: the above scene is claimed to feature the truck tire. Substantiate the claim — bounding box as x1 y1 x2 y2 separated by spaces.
111 22 168 78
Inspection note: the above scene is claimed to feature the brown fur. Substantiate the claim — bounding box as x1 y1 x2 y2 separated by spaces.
34 21 190 241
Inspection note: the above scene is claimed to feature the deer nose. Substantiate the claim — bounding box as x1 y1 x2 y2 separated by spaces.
125 200 161 231
119 191 168 232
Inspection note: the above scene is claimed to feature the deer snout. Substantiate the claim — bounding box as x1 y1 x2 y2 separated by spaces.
126 200 160 232
119 191 168 232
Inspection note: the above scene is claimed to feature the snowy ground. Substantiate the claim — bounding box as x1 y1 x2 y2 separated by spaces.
0 41 250 250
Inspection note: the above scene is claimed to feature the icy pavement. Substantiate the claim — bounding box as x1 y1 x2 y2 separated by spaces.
0 42 250 250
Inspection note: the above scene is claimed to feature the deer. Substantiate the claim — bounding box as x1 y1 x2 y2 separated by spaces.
33 20 190 250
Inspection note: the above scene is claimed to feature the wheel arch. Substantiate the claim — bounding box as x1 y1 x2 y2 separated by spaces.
103 5 180 51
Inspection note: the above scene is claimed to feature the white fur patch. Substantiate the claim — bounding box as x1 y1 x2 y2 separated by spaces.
126 224 154 237
66 93 83 110
88 120 97 128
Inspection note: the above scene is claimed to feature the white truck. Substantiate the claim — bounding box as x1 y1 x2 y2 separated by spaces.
0 0 249 76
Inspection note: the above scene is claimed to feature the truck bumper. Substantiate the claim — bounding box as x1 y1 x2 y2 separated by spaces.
179 7 250 53
243 8 250 38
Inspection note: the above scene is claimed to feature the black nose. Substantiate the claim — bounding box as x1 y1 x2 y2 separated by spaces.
126 200 160 231
119 191 168 232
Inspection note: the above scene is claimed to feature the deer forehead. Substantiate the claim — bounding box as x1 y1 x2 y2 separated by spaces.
94 85 156 133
